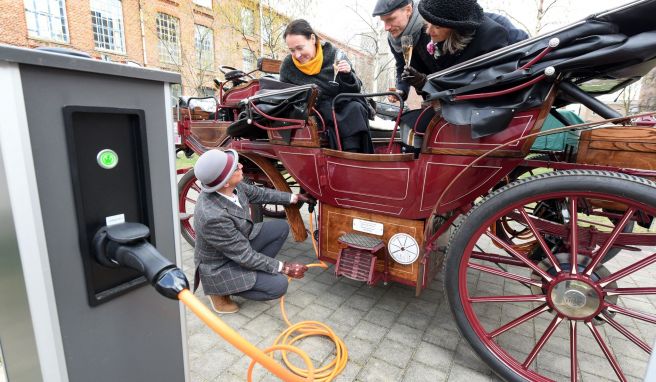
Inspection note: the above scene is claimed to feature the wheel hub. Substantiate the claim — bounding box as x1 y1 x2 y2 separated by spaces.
550 279 601 319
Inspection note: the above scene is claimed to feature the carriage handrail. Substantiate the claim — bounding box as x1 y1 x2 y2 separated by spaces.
331 92 404 153
179 96 219 121
432 111 655 214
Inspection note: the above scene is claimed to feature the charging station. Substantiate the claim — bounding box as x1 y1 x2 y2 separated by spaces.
0 45 186 382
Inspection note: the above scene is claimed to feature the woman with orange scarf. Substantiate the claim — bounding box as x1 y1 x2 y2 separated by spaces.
280 19 373 153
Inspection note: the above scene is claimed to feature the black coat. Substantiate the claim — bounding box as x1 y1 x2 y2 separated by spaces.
280 41 373 153
393 16 512 98
432 17 509 72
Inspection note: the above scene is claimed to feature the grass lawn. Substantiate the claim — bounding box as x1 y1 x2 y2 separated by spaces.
176 153 198 170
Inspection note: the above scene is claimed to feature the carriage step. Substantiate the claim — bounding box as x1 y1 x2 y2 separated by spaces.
338 233 385 251
335 233 385 285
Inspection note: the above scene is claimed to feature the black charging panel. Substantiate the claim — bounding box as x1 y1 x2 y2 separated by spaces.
64 106 154 306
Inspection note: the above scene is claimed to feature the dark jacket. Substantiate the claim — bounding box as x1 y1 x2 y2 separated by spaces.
279 41 362 102
280 41 373 152
193 182 291 296
394 14 521 98
485 12 529 44
432 16 510 72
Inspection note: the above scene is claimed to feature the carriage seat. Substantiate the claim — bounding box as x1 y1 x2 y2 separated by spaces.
227 80 318 140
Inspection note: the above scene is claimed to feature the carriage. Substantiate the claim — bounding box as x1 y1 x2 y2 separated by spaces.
176 1 656 380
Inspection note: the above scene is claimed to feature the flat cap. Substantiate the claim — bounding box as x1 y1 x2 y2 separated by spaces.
372 0 411 17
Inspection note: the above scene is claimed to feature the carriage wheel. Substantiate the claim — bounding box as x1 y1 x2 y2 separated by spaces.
178 168 263 247
261 170 299 218
445 170 656 382
493 158 632 262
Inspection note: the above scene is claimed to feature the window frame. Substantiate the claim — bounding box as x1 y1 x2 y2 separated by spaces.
24 0 70 42
194 24 214 71
240 7 255 36
156 12 181 66
192 0 212 8
90 0 126 54
241 48 256 72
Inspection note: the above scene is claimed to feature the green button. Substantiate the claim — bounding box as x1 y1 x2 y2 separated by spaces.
97 149 119 169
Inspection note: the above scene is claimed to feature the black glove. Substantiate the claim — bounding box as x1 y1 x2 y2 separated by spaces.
401 66 427 91
294 194 316 205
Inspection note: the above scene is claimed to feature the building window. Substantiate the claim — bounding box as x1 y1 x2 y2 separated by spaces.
90 0 125 53
192 0 211 8
194 25 214 70
24 0 69 42
199 86 215 97
242 48 256 71
241 8 254 36
156 13 180 65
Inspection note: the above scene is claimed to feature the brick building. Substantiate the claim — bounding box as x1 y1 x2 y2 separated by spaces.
0 0 374 98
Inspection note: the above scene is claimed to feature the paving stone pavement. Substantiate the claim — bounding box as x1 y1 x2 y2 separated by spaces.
180 218 654 382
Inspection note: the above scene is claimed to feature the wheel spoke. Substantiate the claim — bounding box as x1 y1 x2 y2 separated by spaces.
523 315 563 367
489 304 549 338
470 295 546 303
185 196 197 204
468 262 543 288
518 208 562 273
584 207 636 276
600 311 652 354
486 231 553 282
190 183 201 193
570 320 578 382
605 287 656 296
471 252 526 267
599 253 656 287
569 197 579 275
607 303 656 325
586 321 627 382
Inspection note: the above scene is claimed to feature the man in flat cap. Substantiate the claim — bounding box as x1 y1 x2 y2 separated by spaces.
373 0 528 101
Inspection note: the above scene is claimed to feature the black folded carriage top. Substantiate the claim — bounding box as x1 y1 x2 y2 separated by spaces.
227 77 318 140
423 0 656 138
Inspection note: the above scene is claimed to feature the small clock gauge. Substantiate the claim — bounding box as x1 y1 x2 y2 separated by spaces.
387 233 420 265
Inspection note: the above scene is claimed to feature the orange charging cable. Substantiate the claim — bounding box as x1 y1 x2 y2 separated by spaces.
178 210 348 382
272 211 348 381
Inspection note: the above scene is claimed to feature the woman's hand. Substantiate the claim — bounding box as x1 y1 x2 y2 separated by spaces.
336 60 351 74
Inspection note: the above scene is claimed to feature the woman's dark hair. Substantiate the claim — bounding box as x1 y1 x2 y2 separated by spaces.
283 19 316 40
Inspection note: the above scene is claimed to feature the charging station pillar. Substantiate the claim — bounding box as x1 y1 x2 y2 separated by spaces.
0 45 186 382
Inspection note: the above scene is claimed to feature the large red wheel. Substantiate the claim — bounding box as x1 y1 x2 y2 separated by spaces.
178 168 263 247
445 170 656 382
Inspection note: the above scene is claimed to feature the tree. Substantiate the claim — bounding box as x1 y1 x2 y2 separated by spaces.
343 3 396 94
638 68 656 112
219 0 316 63
619 81 641 116
480 0 573 37
142 0 222 96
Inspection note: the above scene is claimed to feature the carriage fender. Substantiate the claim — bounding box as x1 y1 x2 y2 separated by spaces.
239 152 308 242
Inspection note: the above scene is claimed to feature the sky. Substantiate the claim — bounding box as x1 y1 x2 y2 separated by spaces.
307 0 637 43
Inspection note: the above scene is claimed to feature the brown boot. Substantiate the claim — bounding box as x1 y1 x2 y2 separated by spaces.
208 295 239 314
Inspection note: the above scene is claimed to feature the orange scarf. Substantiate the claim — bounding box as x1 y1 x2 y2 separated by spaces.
292 42 323 76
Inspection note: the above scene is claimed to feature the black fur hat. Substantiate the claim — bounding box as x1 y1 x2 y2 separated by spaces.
418 0 484 32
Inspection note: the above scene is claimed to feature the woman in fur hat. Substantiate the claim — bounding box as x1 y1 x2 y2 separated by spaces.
398 0 511 155
280 19 373 153
402 0 510 91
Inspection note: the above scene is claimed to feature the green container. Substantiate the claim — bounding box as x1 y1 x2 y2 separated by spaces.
531 110 583 151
